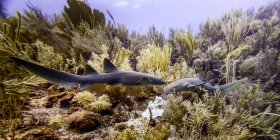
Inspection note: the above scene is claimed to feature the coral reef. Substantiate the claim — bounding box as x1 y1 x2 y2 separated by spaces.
1 0 280 139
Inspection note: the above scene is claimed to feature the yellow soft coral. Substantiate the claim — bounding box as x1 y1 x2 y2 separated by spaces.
137 44 172 72
72 90 111 112
137 44 196 82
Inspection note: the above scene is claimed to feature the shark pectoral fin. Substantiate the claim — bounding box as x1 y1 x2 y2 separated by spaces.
103 58 118 73
84 64 99 75
137 76 152 84
109 83 123 86
186 81 207 89
80 83 94 90
207 79 215 85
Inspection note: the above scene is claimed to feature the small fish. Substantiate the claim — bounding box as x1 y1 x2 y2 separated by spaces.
164 77 248 95
11 57 166 90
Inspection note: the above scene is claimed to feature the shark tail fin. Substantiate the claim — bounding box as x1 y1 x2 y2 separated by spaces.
11 57 82 88
218 78 248 94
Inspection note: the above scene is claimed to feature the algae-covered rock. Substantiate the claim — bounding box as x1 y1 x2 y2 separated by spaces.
66 110 101 132
44 88 77 108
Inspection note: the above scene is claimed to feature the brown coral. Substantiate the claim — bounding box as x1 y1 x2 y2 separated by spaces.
66 110 101 132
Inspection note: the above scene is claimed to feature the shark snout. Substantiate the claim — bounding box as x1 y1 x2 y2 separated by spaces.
163 84 174 94
152 77 166 85
158 79 166 85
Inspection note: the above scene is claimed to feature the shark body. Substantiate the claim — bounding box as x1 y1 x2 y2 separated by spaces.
11 57 166 90
164 77 248 95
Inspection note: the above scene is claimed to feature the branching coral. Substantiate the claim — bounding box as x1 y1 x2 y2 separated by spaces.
88 45 109 72
162 95 187 128
147 25 165 47
112 121 170 140
115 24 131 49
115 128 137 140
137 44 196 82
88 44 132 72
206 40 227 59
224 55 237 83
175 31 197 62
228 85 280 115
137 44 172 73
143 125 170 140
35 40 63 69
163 86 280 139
171 58 197 81
198 19 225 45
0 12 32 80
239 47 278 80
2 75 48 97
227 42 252 59
221 9 252 51
0 94 23 140
72 28 110 55
64 0 105 28
112 47 133 71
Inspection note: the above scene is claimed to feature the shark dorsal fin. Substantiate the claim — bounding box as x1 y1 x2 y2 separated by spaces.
84 64 98 75
103 58 118 73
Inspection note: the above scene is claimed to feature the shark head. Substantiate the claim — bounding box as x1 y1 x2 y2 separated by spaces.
164 79 188 93
120 72 166 86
